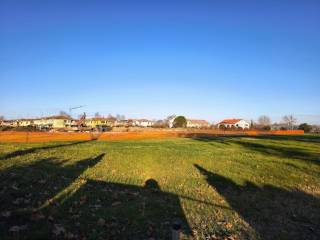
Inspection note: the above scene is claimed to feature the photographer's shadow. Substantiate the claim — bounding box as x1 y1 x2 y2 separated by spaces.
47 178 191 239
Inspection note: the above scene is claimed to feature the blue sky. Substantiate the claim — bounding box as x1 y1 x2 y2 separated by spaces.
1 1 319 123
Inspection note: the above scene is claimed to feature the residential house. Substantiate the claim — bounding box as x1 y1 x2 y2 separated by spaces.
218 119 249 129
130 119 154 127
186 119 211 128
18 119 35 127
85 117 116 129
0 120 14 127
114 120 130 127
33 115 75 129
1 120 19 127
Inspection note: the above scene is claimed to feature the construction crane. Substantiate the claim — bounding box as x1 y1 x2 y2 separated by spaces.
69 105 85 114
68 105 86 131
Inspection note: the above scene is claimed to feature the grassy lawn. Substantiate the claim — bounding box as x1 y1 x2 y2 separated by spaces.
0 135 319 239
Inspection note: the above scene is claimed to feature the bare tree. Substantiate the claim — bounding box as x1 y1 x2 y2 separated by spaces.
94 112 101 118
282 115 297 130
0 115 4 121
250 119 255 129
166 115 176 121
115 114 125 121
258 115 271 126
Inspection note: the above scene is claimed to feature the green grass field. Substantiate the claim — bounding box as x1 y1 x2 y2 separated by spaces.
0 135 319 240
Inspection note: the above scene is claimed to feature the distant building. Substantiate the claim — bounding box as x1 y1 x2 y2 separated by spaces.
0 120 15 127
85 117 116 129
114 120 130 127
130 119 154 127
218 119 249 129
17 119 35 127
33 115 75 129
186 119 211 128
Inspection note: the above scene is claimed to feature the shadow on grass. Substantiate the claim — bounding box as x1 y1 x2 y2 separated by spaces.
194 164 320 240
191 134 320 143
192 135 320 166
0 140 94 161
0 154 191 239
0 153 104 239
190 136 232 145
251 135 320 143
42 178 191 239
231 140 320 166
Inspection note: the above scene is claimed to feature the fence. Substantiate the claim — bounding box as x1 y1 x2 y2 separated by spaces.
0 129 305 143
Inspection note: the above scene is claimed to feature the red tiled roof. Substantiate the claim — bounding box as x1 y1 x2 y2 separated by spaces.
219 119 242 124
90 117 116 121
129 119 151 122
44 115 73 120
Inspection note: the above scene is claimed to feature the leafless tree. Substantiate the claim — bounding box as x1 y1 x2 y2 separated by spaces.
282 115 297 130
116 114 125 121
95 112 101 118
166 115 176 121
153 120 168 128
0 115 4 121
258 115 271 127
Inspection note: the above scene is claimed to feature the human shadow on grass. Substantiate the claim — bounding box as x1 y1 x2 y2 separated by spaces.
194 164 320 240
0 140 94 161
41 178 191 239
0 153 104 239
0 155 191 239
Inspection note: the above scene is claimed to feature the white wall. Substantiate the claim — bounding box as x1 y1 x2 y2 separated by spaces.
235 120 250 129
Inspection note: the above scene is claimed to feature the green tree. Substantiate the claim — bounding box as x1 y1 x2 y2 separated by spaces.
219 124 227 130
298 123 312 133
173 116 187 128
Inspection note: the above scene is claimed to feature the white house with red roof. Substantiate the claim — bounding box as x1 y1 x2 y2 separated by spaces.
218 119 249 129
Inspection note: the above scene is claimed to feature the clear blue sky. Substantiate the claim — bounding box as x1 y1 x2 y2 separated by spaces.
1 0 319 123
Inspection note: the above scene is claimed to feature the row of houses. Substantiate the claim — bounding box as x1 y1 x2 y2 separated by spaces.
0 115 77 129
0 115 250 130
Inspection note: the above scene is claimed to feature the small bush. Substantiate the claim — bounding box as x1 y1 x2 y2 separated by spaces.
298 123 312 133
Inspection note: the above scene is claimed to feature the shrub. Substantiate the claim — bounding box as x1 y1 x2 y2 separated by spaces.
298 123 312 133
219 125 227 130
262 125 271 131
